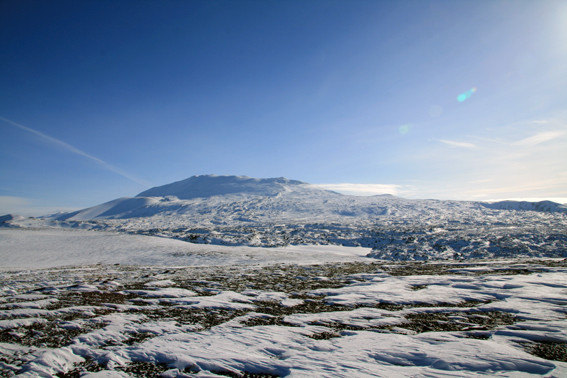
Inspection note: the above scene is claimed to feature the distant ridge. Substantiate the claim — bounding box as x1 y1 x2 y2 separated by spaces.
482 200 567 213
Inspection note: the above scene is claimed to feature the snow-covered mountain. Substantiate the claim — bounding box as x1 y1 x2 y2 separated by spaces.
4 175 566 260
51 174 566 223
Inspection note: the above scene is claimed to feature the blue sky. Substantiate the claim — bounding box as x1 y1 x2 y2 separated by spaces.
1 0 566 215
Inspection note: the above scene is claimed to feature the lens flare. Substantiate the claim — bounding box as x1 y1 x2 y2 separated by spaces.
457 87 477 102
398 124 411 135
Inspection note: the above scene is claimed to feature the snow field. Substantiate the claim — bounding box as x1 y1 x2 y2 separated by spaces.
0 229 371 270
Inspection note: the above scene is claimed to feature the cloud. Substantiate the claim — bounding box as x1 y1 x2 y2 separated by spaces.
0 116 150 187
313 183 408 196
513 131 564 146
438 139 478 149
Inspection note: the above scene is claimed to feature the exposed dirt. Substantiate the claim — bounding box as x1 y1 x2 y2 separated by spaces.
0 318 108 348
400 310 516 333
524 341 567 362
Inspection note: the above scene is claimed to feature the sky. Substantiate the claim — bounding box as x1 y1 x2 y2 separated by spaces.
1 0 567 215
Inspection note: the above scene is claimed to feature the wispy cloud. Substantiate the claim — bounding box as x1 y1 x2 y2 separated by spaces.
313 183 408 196
438 139 478 149
513 131 564 146
0 116 150 187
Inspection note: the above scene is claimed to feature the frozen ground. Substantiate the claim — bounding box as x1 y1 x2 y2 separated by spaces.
0 229 566 377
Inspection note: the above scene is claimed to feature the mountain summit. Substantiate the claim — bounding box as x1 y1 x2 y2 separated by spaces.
137 175 315 199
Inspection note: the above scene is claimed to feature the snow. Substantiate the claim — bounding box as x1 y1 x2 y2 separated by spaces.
18 346 85 377
0 229 371 269
130 326 559 377
57 197 162 221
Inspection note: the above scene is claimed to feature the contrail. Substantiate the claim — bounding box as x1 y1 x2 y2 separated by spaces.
0 116 150 187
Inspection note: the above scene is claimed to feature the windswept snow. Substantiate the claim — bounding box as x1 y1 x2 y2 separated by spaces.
0 260 566 377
